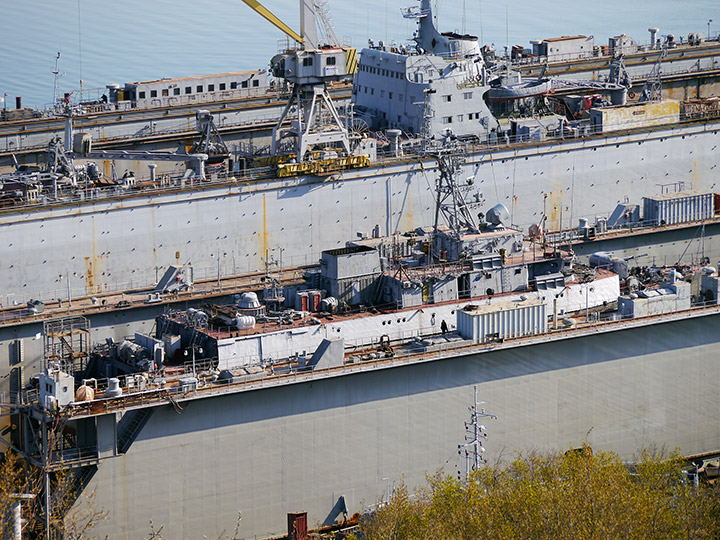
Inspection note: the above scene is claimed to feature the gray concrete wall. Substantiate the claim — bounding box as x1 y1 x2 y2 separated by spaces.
2 119 719 306
81 312 720 540
572 222 720 266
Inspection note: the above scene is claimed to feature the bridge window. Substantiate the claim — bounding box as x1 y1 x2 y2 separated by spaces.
162 89 169 97
185 86 192 94
150 90 157 98
196 85 203 92
303 57 313 67
442 95 452 103
230 82 237 89
326 56 336 65
208 84 215 91
138 91 146 99
442 116 452 124
389 92 393 99
241 81 248 88
253 79 259 87
464 92 473 100
173 88 180 96
220 83 226 90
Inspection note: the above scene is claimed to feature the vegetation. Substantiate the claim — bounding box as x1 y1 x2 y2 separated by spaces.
0 449 106 540
354 445 720 540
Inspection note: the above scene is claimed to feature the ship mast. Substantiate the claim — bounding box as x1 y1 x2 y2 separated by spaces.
428 139 479 262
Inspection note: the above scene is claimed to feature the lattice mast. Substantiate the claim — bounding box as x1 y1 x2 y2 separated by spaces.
430 144 479 261
458 386 497 482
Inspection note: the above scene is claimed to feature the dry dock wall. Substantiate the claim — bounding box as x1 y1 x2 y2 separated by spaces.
82 312 720 540
2 121 720 305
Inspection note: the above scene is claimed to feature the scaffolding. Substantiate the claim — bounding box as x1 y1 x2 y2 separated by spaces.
43 316 91 376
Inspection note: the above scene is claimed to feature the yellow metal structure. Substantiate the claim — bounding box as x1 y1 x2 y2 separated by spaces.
276 155 371 177
591 99 680 132
240 0 305 45
345 48 358 74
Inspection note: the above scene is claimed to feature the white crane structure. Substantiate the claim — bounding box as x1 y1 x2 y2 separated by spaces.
241 0 358 162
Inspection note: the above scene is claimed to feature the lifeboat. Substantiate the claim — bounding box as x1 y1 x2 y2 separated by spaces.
487 79 552 103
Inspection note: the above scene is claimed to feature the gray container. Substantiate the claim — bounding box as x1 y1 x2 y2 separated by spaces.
457 299 547 343
642 191 714 226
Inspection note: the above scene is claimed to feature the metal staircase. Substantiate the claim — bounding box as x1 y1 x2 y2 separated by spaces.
117 408 153 454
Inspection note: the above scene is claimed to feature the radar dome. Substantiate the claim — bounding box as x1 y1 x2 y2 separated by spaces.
486 204 509 226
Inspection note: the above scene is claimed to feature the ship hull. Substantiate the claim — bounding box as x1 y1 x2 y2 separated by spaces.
2 119 719 304
80 311 720 539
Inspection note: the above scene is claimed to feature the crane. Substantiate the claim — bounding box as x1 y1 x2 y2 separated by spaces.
240 0 305 46
241 0 358 161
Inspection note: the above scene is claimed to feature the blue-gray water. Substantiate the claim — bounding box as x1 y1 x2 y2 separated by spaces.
2 0 718 109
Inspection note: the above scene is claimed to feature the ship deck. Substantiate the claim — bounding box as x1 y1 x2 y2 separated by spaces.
18 287 715 425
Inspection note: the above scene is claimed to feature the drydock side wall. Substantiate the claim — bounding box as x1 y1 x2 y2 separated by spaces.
80 313 720 540
2 121 719 305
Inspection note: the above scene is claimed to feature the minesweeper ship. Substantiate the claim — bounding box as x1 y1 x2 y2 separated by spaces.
2 0 720 537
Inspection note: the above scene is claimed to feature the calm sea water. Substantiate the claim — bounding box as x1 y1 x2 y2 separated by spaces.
1 0 718 108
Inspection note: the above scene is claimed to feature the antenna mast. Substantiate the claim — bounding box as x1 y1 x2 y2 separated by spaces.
428 141 479 261
52 52 64 106
458 386 497 482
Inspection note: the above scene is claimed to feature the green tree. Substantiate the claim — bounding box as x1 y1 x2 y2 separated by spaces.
354 445 720 540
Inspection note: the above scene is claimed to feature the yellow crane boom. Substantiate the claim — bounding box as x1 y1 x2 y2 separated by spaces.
240 0 305 45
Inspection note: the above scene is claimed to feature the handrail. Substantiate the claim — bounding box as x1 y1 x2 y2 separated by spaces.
48 301 720 419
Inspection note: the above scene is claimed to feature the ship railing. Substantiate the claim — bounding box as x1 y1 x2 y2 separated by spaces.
47 445 99 469
389 106 720 159
3 105 720 216
4 104 720 213
0 164 278 215
510 37 711 68
0 390 23 408
0 260 315 314
543 216 717 253
20 388 39 406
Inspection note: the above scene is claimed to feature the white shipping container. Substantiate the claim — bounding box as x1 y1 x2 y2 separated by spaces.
643 191 714 226
457 299 547 343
